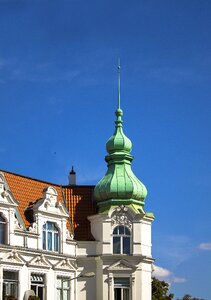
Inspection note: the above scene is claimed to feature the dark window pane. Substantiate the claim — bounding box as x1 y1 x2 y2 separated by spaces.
43 230 46 249
54 224 58 232
123 288 130 300
0 215 6 222
125 227 130 235
3 271 18 280
54 233 59 251
119 226 124 234
114 288 121 300
113 227 118 234
0 223 5 244
113 237 121 254
48 232 52 250
123 237 130 254
38 286 44 300
48 222 53 230
114 277 130 287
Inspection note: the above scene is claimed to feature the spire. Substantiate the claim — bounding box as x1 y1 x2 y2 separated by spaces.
115 59 123 129
118 58 121 110
94 64 147 212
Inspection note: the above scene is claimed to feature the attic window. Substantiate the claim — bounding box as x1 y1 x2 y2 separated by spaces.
0 215 6 244
42 222 59 252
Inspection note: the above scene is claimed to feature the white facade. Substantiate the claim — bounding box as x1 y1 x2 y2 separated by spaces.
0 171 154 300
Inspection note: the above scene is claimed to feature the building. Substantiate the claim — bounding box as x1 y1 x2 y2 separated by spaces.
0 68 154 300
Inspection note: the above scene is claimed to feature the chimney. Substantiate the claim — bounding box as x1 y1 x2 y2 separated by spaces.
68 166 76 185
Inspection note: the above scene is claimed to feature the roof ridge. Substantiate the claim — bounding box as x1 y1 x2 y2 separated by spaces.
0 169 60 186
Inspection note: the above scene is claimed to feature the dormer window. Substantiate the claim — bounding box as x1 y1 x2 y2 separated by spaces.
43 222 59 252
113 226 131 255
0 214 6 244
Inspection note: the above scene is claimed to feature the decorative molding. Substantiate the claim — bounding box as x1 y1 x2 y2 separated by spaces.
107 259 137 272
111 205 132 229
108 273 113 286
1 250 25 265
27 255 51 269
28 222 38 233
53 258 77 271
14 218 24 230
66 229 73 240
132 275 135 286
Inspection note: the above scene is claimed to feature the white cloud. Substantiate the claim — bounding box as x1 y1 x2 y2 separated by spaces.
154 234 196 267
173 277 187 283
198 242 211 250
153 265 171 278
153 265 186 285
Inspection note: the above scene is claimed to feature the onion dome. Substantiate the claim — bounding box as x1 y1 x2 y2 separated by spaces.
94 63 147 210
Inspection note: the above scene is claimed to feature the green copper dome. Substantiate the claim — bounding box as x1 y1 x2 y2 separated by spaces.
106 108 132 154
94 64 147 210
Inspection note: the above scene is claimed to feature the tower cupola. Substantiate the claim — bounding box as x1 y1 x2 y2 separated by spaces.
94 63 147 211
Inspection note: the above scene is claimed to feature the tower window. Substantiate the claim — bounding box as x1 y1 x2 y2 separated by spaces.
43 222 59 252
113 226 131 255
114 277 130 300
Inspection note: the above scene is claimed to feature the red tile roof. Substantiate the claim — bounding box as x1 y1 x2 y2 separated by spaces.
1 170 97 241
63 185 96 241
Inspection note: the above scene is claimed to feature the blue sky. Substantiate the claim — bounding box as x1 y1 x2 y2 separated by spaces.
0 0 211 298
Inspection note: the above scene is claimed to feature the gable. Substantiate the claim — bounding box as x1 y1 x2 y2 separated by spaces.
1 170 97 241
107 259 137 272
2 171 64 227
53 258 77 271
1 250 25 266
27 255 51 269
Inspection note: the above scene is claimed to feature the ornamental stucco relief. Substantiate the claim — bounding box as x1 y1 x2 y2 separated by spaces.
111 205 132 229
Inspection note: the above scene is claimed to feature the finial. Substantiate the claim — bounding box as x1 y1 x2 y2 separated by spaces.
70 166 76 175
69 166 76 185
115 58 123 128
118 58 121 110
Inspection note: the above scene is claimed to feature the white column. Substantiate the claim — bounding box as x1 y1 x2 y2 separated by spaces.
131 274 136 300
108 273 113 300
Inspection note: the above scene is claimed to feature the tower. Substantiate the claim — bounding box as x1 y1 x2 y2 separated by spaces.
88 64 154 300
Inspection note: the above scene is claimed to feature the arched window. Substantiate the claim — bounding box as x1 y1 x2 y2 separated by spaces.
43 222 59 252
0 215 6 244
113 226 131 255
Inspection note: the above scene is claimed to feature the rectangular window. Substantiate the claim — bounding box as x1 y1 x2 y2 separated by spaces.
31 273 45 300
57 277 70 300
3 270 19 300
114 278 130 300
